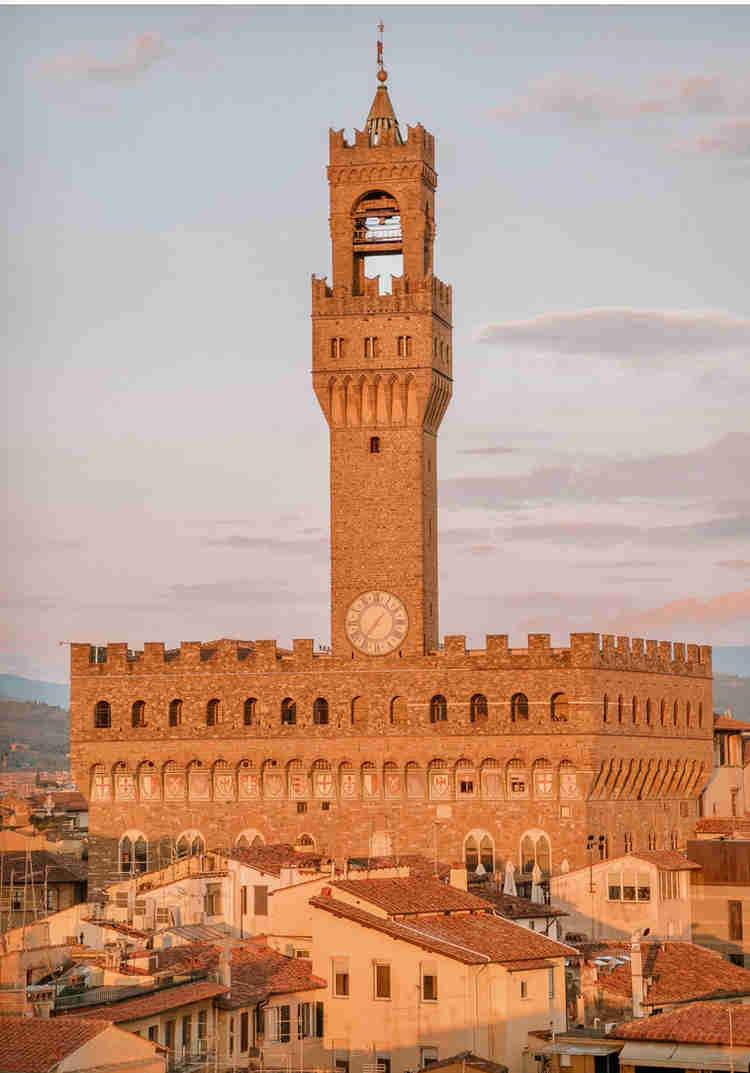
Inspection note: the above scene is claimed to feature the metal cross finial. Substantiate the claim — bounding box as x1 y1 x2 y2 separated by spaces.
377 21 384 72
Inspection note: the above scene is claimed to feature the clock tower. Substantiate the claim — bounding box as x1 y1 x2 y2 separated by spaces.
312 36 453 659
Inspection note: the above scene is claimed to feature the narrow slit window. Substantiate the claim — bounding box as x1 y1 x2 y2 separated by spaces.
370 436 380 454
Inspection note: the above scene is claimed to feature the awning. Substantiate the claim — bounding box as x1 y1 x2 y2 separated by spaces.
618 1041 750 1070
540 1043 621 1057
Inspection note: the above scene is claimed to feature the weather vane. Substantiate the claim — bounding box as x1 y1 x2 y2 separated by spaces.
377 21 386 82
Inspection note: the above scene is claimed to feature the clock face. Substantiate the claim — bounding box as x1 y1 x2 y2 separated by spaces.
346 590 409 655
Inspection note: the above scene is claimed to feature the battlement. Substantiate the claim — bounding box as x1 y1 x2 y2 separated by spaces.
329 122 435 167
311 272 452 321
72 632 711 678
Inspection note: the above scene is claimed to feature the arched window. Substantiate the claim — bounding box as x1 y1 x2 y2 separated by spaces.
511 693 529 721
673 700 679 727
646 699 652 726
206 699 220 727
350 696 368 725
240 698 255 726
281 698 296 726
120 832 148 875
370 436 380 454
521 835 535 874
551 693 568 722
618 695 624 723
536 835 551 873
131 701 146 728
236 830 265 851
670 830 679 850
686 701 692 728
660 699 666 727
464 835 479 873
390 696 407 724
648 830 657 850
470 694 488 723
176 831 204 859
295 833 315 852
430 695 447 723
603 695 609 723
632 697 639 725
313 697 329 725
480 835 494 874
94 701 111 728
169 699 182 727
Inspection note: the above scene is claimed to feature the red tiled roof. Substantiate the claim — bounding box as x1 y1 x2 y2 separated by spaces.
310 894 578 965
612 1002 750 1045
628 850 702 871
137 941 325 1008
474 889 567 920
217 842 321 877
581 941 750 1005
424 1052 508 1073
0 1016 112 1073
714 715 750 732
503 959 556 972
60 979 228 1023
330 876 496 915
695 817 750 837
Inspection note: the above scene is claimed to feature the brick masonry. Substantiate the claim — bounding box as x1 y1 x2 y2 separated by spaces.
69 77 713 895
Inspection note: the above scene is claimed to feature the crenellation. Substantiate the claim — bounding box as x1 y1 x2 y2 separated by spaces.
658 640 672 664
646 639 658 660
143 642 165 668
686 642 700 665
444 635 467 659
631 637 644 659
673 642 685 664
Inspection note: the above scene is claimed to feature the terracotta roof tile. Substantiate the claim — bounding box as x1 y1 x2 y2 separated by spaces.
714 715 750 732
612 1002 750 1045
0 1016 112 1073
310 894 578 965
217 842 321 877
696 817 750 837
474 889 567 920
581 941 750 1005
60 979 228 1022
330 876 495 915
628 850 702 871
137 941 325 1008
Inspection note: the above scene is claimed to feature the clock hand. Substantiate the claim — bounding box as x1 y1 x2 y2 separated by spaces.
364 611 386 638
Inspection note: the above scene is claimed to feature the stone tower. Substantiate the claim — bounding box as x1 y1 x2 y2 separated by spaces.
312 48 453 659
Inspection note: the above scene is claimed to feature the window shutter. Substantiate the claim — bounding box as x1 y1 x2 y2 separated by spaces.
280 1004 291 1043
316 1001 324 1038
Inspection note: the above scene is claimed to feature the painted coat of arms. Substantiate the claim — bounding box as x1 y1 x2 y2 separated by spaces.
406 772 424 798
340 772 357 799
431 772 451 798
560 771 578 798
214 773 234 801
482 772 503 799
534 772 553 797
165 773 186 801
239 773 259 799
315 771 334 798
91 774 111 801
362 771 379 797
189 772 210 801
384 773 401 798
289 773 308 799
115 773 135 801
264 773 284 798
140 772 160 800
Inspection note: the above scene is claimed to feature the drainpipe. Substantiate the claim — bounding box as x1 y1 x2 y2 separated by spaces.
474 961 491 1054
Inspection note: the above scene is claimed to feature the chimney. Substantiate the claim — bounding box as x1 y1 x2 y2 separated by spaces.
630 932 646 1018
449 863 468 891
217 946 232 990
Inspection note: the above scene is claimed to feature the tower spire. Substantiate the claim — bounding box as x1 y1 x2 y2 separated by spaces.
366 21 402 144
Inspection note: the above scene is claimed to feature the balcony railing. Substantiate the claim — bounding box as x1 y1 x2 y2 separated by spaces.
353 226 402 243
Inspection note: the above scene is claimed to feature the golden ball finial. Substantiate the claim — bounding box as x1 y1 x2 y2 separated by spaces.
377 68 387 83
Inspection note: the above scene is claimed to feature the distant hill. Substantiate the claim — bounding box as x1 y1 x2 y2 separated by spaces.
0 698 69 770
713 647 750 677
713 674 750 720
0 675 69 709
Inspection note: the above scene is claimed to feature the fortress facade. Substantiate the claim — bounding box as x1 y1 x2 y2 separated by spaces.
70 59 713 896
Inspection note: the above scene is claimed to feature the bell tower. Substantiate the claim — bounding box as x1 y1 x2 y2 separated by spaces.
312 31 453 659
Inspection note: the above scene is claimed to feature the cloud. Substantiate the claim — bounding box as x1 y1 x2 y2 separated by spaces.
204 535 327 556
577 560 662 569
615 589 750 630
717 560 750 570
496 74 748 125
476 308 750 360
501 514 750 549
691 119 750 157
38 32 170 86
163 581 324 607
440 434 750 510
459 446 516 456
